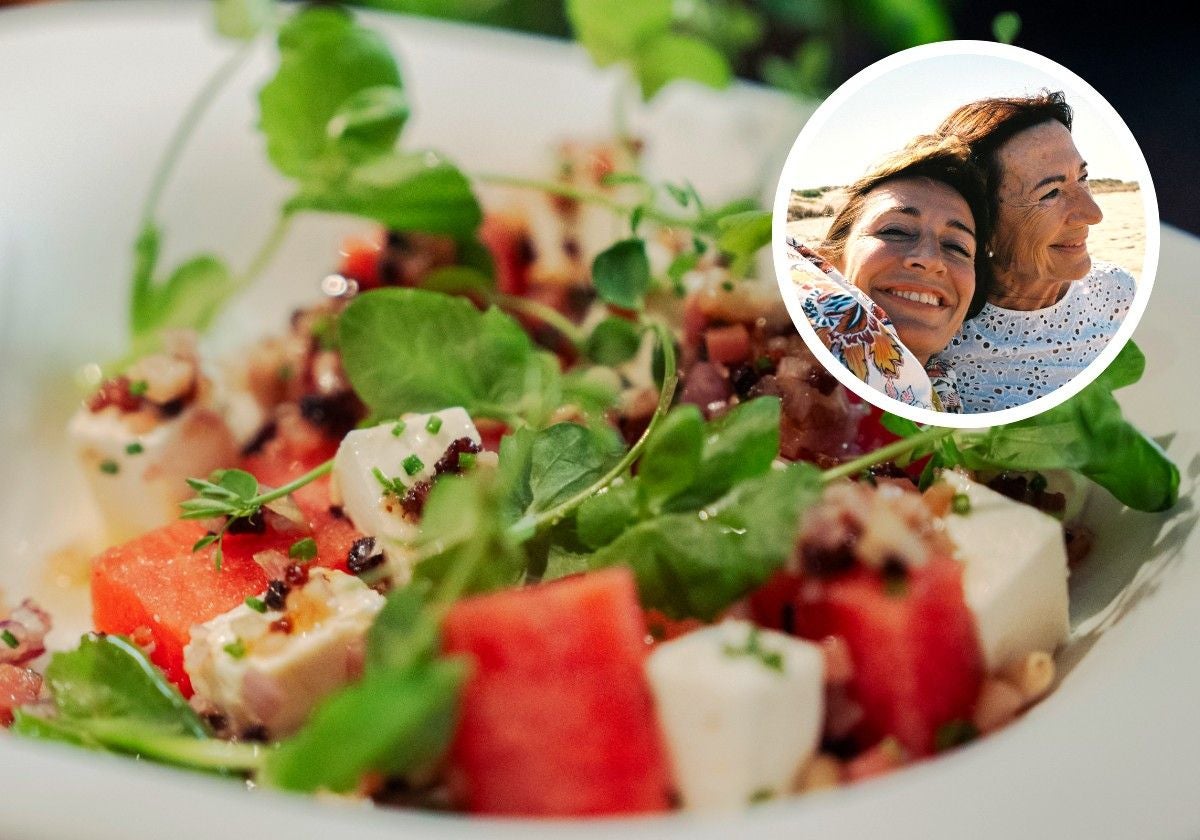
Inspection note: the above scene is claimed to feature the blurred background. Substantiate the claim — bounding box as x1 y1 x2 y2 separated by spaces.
1 0 1194 235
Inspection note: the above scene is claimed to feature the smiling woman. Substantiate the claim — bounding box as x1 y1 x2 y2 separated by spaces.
786 135 991 412
935 91 1138 412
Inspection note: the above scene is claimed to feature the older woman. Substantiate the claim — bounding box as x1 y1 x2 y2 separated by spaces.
934 91 1136 412
787 136 991 412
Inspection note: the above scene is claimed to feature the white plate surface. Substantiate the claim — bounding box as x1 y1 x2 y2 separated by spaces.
0 4 1196 839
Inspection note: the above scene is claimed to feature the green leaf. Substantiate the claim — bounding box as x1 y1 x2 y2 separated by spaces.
420 266 495 297
576 479 640 550
590 464 821 620
592 239 650 310
39 635 207 738
128 224 235 349
953 343 1178 512
668 396 782 510
413 471 528 596
716 210 771 276
214 0 273 40
339 288 558 424
566 0 671 66
585 316 643 365
264 658 467 792
217 468 260 501
851 0 954 49
638 404 704 506
761 38 834 99
991 11 1021 44
366 581 438 673
326 84 410 162
499 423 623 524
634 32 732 100
285 149 482 238
259 5 402 179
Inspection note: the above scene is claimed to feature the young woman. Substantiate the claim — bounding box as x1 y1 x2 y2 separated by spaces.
787 136 992 413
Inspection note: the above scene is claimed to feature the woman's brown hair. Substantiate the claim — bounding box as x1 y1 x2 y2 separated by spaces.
934 90 1073 226
820 134 993 318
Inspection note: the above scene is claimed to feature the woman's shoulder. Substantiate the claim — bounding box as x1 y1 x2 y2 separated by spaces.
1084 260 1137 297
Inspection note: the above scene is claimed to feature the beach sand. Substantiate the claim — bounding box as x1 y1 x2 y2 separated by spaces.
786 185 1146 281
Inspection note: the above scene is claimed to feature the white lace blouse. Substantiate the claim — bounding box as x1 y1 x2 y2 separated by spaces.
940 260 1136 412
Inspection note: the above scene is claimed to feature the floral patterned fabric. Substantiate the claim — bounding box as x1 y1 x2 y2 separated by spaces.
786 237 961 413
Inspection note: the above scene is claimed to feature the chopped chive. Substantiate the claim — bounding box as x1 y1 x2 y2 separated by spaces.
1 629 18 649
402 454 424 476
128 379 149 397
934 719 978 752
952 493 971 515
459 452 477 471
722 627 784 673
391 419 407 437
99 459 120 475
277 363 294 382
245 596 267 614
125 442 144 455
289 537 318 562
372 466 391 488
721 280 735 292
425 415 443 434
223 639 246 659
749 788 774 804
754 355 774 373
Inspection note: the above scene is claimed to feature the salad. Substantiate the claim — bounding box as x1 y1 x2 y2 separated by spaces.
0 0 1180 822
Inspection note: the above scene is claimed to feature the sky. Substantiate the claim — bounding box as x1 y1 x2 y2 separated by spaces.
783 47 1146 191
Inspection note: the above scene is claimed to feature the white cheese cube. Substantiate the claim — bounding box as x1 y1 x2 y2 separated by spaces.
646 620 824 810
941 471 1070 670
333 408 480 582
183 568 384 737
69 405 237 541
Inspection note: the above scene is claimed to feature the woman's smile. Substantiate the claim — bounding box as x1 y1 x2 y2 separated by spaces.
837 177 977 364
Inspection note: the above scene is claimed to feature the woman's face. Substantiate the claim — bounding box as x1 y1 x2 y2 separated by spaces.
838 176 977 364
992 120 1103 283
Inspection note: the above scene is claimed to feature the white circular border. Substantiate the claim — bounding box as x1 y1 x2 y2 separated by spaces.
771 40 1160 429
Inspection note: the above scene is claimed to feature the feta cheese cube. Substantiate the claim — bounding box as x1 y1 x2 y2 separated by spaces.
333 408 480 582
69 405 237 540
645 620 824 810
941 471 1070 670
183 568 384 737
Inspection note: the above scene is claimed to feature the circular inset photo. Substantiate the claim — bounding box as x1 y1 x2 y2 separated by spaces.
772 41 1158 428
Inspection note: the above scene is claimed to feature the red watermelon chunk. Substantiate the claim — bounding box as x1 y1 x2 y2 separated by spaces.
91 434 361 695
91 521 268 695
794 556 983 756
442 568 672 816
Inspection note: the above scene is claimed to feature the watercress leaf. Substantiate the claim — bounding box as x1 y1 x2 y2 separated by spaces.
326 84 410 162
1095 339 1145 391
592 238 650 310
526 423 622 514
585 316 642 365
634 33 732 100
576 479 639 550
881 412 923 438
259 5 402 179
541 544 592 581
413 472 527 596
130 253 235 351
285 150 482 238
638 404 703 507
499 423 623 524
214 0 273 40
264 657 467 792
589 464 820 620
420 266 495 297
666 396 781 510
561 368 621 416
566 0 671 66
716 210 771 266
217 468 260 501
366 580 436 673
41 634 206 737
339 288 551 422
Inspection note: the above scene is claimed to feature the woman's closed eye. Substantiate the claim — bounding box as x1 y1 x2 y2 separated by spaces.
942 239 973 257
